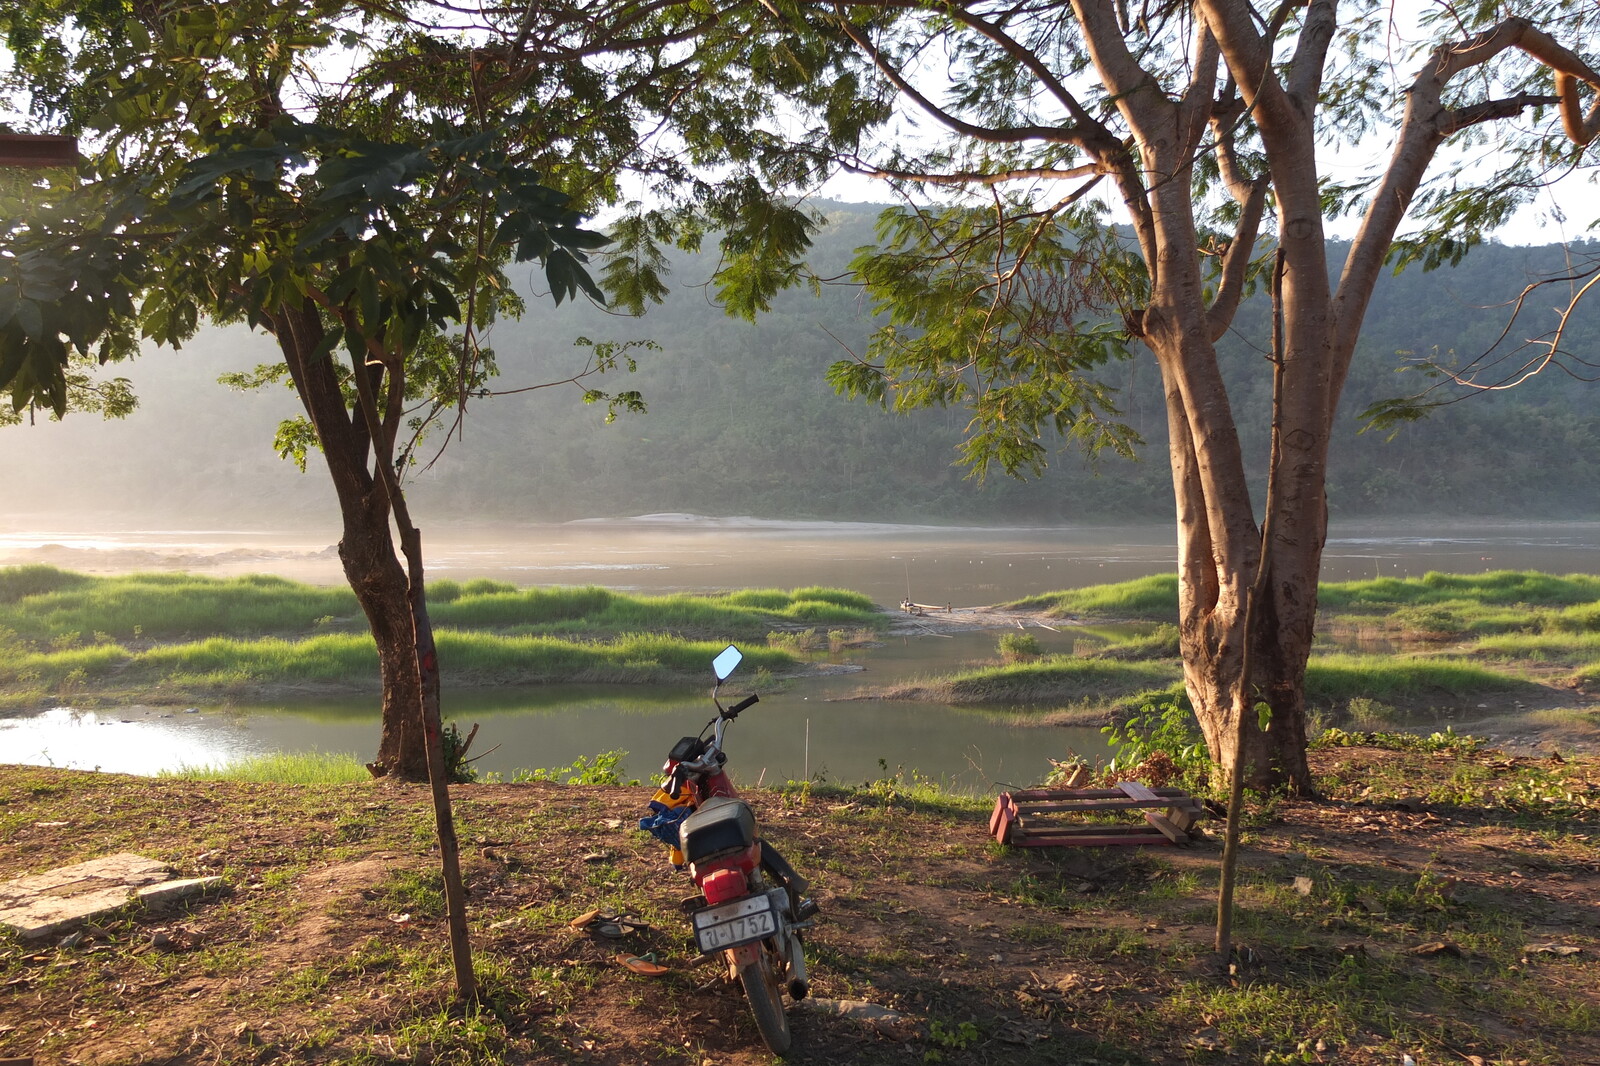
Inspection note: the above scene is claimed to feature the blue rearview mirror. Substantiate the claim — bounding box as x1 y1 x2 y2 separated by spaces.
712 644 743 681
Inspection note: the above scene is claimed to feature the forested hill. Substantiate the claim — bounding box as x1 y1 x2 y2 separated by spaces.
404 203 1600 523
4 202 1598 526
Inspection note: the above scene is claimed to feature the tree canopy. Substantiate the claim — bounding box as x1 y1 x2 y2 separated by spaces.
745 0 1600 793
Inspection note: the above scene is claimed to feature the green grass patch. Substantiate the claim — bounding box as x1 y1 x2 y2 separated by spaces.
0 568 882 648
0 566 853 699
0 564 93 604
888 656 1182 705
1550 600 1600 632
158 750 371 784
1088 622 1181 660
1007 570 1600 637
1008 574 1179 620
855 648 1535 741
434 631 794 683
1469 630 1600 665
488 586 880 638
0 628 798 697
1320 570 1600 610
1383 601 1544 638
0 570 360 642
1305 654 1529 702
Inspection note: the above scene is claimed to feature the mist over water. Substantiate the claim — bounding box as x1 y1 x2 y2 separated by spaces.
3 515 1599 783
4 515 1599 604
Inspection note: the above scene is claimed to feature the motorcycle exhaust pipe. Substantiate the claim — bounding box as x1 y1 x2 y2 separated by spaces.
785 930 809 1000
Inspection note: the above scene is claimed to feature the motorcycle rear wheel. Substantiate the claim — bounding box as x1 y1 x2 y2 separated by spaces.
735 944 792 1055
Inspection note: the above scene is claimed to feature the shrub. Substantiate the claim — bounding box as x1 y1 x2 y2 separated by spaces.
998 631 1043 662
0 565 90 604
1345 697 1400 729
1389 605 1466 638
1100 699 1210 788
511 750 637 786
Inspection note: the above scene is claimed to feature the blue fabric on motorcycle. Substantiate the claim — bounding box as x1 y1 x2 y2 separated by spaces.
639 802 691 847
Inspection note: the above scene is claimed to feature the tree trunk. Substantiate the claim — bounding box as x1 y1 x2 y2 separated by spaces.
270 299 432 781
343 500 431 781
1144 269 1320 797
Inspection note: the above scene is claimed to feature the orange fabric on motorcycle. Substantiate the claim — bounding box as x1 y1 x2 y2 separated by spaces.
700 866 747 906
650 786 693 810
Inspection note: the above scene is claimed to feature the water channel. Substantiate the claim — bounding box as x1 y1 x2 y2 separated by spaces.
3 517 1599 788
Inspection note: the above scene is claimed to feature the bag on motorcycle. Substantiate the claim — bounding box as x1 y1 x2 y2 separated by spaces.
640 787 694 849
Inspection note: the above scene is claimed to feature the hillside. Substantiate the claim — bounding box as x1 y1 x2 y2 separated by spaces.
2 204 1597 526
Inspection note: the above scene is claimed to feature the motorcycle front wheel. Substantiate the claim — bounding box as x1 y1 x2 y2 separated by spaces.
735 943 792 1055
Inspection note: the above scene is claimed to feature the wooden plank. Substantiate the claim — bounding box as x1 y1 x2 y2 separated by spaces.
1007 787 1193 801
991 789 1018 846
991 787 1202 849
989 794 1020 845
1015 798 1189 815
1011 829 1174 848
1013 823 1171 841
1008 788 1128 800
1116 781 1187 844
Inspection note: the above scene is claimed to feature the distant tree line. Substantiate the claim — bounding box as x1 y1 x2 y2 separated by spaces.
4 204 1598 529
3 203 1596 529
401 204 1599 524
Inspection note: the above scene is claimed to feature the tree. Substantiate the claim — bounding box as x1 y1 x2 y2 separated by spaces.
3 0 646 1000
794 1 1600 793
3 4 612 786
2 0 856 1002
0 0 828 779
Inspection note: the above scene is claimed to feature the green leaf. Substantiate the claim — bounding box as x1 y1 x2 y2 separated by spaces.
15 300 44 340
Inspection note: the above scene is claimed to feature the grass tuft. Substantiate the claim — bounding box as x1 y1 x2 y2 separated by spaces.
1008 574 1179 619
159 750 371 784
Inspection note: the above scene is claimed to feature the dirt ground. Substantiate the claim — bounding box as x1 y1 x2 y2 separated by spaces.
2 745 1598 1066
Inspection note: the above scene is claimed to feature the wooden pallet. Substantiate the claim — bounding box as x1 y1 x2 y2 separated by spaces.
989 782 1205 847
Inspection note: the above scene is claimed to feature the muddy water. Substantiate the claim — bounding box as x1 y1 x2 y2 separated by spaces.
2 517 1598 785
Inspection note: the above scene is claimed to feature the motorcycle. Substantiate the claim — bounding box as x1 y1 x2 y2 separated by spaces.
638 644 818 1056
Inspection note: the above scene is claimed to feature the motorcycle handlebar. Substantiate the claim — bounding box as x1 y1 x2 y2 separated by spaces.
725 693 760 717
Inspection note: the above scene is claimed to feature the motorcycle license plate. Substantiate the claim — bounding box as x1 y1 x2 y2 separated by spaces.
692 894 775 953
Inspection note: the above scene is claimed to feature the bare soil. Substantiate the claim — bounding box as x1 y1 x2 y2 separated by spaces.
2 747 1599 1066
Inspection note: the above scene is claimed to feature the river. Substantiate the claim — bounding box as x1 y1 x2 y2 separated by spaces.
3 517 1599 787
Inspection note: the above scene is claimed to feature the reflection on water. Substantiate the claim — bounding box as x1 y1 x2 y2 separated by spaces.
3 518 1599 784
2 679 1108 792
0 706 263 775
0 628 1110 788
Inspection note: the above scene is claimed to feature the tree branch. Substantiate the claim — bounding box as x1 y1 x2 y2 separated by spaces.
1284 0 1336 107
837 156 1103 187
901 0 1122 154
1198 0 1302 142
1177 21 1221 163
828 14 1075 146
1556 71 1600 146
1335 16 1600 369
1205 191 1268 342
1439 92 1561 136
